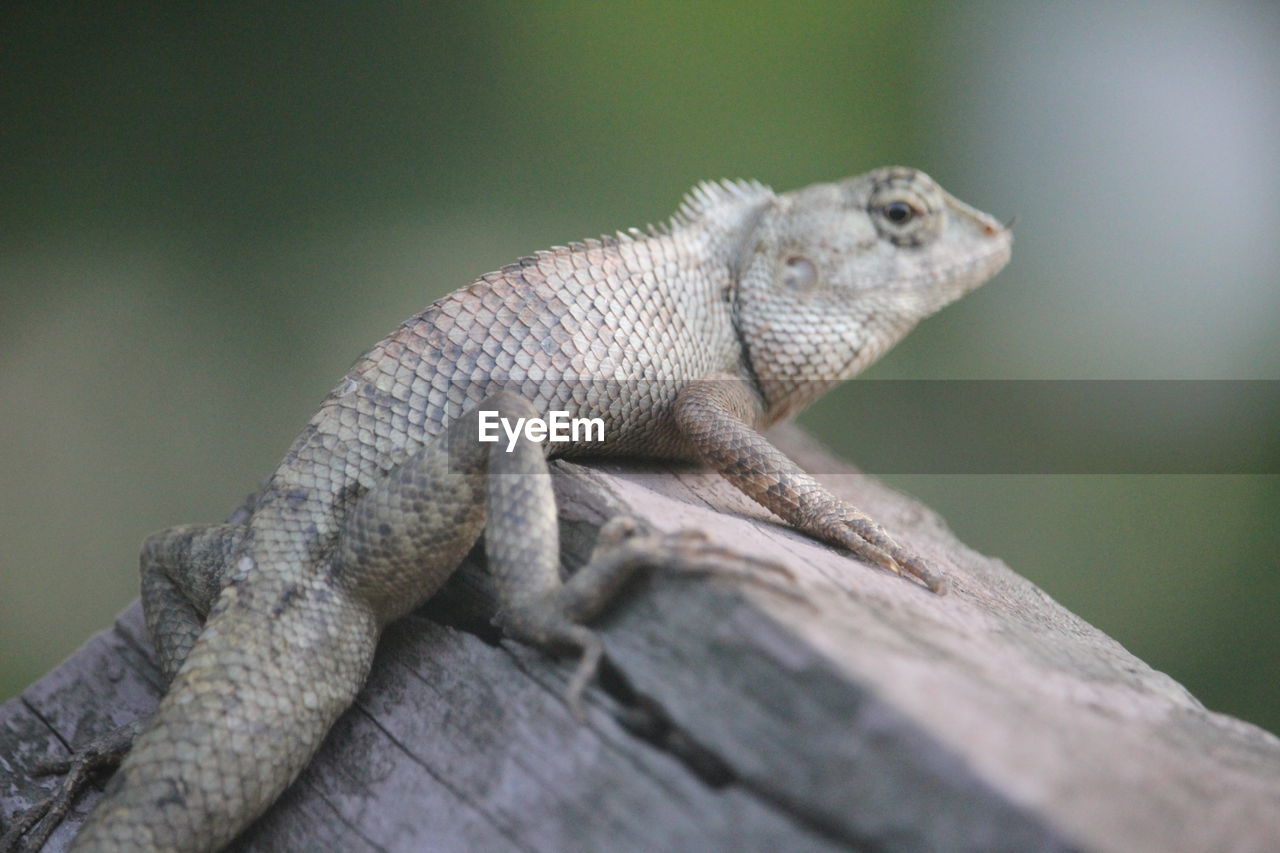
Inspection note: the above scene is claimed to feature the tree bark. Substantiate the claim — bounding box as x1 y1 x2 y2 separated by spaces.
3 425 1278 852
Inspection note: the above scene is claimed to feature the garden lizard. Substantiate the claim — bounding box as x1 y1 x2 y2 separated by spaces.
3 167 1011 852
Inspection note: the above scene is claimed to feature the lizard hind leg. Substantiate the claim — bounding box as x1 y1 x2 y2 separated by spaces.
0 524 244 853
140 523 243 681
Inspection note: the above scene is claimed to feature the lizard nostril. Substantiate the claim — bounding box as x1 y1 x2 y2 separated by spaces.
979 217 1004 237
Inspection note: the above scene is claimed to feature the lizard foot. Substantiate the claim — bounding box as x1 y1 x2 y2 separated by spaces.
561 518 813 710
805 506 949 594
0 720 141 853
590 517 805 598
501 516 809 720
557 522 808 719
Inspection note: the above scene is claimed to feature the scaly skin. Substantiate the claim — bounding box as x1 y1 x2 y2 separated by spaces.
9 168 1010 852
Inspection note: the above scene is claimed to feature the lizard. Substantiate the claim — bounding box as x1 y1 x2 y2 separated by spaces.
2 166 1011 852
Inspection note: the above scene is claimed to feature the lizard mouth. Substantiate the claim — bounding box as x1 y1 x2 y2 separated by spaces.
960 237 1014 282
828 234 1012 379
922 227 1013 292
859 236 1012 298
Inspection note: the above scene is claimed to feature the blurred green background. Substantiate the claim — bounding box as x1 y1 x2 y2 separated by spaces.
2 3 1277 734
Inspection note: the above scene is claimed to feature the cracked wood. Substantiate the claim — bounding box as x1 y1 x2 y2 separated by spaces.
5 427 1280 852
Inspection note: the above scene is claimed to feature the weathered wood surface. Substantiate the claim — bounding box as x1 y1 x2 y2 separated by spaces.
3 425 1279 852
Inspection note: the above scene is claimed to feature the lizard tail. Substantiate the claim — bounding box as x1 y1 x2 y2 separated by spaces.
70 577 379 853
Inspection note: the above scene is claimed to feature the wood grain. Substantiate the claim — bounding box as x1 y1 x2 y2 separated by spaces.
4 426 1278 852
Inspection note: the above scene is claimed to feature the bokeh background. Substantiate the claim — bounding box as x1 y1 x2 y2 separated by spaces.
3 3 1277 733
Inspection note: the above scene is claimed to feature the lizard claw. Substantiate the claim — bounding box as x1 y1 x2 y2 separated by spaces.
810 510 949 594
852 533 948 594
644 530 814 605
29 758 73 779
867 535 947 594
562 629 604 722
0 720 141 853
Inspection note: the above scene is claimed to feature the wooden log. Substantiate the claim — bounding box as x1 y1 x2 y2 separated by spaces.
3 425 1278 852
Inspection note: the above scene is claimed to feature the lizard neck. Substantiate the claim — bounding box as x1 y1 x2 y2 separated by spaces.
734 276 920 425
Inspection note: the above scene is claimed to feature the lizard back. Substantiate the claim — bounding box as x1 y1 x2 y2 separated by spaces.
250 226 747 569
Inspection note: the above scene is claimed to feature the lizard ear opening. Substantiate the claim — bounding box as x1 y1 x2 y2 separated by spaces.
781 255 819 294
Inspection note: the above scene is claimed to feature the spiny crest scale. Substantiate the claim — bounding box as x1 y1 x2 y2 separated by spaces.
672 178 771 228
485 177 771 280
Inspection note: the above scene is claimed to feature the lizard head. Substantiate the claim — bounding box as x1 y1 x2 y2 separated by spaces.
729 167 1013 422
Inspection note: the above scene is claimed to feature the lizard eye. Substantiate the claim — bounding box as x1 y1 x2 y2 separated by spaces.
882 200 916 225
782 255 818 292
869 186 938 246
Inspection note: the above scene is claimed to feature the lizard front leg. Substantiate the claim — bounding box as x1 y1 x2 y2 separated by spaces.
477 396 751 715
675 376 948 593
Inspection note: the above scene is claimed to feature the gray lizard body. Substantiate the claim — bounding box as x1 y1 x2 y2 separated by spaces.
8 167 1010 852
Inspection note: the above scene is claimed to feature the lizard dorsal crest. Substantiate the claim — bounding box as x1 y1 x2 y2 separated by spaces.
671 178 772 229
